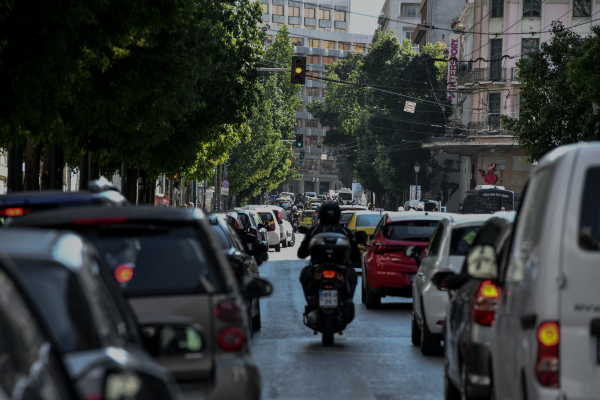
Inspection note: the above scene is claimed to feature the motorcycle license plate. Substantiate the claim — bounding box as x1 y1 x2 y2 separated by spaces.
409 274 415 283
319 290 338 308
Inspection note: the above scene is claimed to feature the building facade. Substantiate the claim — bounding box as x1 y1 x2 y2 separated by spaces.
372 0 422 47
259 0 371 194
412 0 466 49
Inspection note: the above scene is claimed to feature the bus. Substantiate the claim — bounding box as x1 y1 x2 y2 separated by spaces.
461 185 514 214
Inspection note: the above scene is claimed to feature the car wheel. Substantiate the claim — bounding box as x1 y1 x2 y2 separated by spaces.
361 282 366 304
288 232 295 247
420 313 442 355
282 238 288 248
263 252 269 262
275 243 281 252
444 359 461 400
252 300 262 332
364 275 381 309
255 255 263 266
411 311 421 346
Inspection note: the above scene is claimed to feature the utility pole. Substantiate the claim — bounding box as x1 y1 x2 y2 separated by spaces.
224 162 229 212
213 166 218 211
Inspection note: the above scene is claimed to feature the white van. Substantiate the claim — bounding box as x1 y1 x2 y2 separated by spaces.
466 143 600 400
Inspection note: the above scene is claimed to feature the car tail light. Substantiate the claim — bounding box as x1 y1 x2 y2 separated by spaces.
214 300 240 322
274 210 283 223
536 322 559 388
322 270 336 278
114 265 134 283
0 207 30 217
72 217 129 226
471 280 501 326
217 327 245 351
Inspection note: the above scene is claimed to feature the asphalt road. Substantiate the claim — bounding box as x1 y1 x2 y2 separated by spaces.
252 232 444 400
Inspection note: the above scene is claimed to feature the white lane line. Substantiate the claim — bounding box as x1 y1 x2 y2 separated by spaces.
348 376 376 400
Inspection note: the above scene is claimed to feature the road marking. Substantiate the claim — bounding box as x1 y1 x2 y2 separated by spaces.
348 376 376 400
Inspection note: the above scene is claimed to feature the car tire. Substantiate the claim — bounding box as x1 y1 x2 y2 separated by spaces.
420 314 442 356
411 311 421 346
444 360 461 400
361 282 366 304
288 232 295 247
252 300 262 332
282 237 288 248
263 252 269 262
275 243 281 252
364 276 381 309
255 255 263 266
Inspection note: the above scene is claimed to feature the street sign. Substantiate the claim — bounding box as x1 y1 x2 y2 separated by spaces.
404 101 416 113
221 180 229 188
221 187 229 195
320 154 327 160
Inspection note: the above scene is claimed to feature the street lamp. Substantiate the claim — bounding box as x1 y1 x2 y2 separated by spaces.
414 162 420 187
498 158 507 186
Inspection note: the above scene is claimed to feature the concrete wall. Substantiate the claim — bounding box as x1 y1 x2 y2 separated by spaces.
429 0 465 44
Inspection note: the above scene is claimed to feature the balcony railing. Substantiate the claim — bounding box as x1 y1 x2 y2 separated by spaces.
511 67 519 81
467 117 504 133
456 67 506 85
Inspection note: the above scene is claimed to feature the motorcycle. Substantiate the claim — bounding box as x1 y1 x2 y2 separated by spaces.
302 232 354 346
291 212 300 232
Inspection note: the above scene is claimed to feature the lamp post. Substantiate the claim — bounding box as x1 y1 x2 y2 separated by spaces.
414 162 420 187
498 158 507 186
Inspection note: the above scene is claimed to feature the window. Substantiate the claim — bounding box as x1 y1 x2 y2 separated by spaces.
321 160 335 172
335 11 346 21
356 214 384 227
306 159 318 170
306 87 320 97
405 31 413 40
289 24 300 28
339 42 350 50
291 37 303 46
319 9 331 20
289 6 300 17
322 56 334 65
307 71 319 80
521 38 539 58
272 5 284 15
307 55 319 64
309 39 320 48
334 29 347 33
427 223 444 255
262 4 269 13
305 8 315 19
296 119 302 128
305 118 319 127
305 136 321 146
580 167 600 250
523 0 540 17
322 88 327 96
323 40 335 49
450 227 481 256
383 220 440 242
354 43 365 52
491 0 504 17
490 38 503 80
266 35 273 44
488 92 501 127
406 7 418 17
574 0 591 16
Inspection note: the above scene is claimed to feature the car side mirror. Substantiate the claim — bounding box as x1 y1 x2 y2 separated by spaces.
355 231 367 245
403 246 422 267
243 276 273 298
244 233 257 244
227 251 245 270
466 244 498 280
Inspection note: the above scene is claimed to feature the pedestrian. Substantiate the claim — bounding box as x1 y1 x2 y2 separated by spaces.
417 204 424 211
433 207 439 212
500 207 505 211
188 202 195 209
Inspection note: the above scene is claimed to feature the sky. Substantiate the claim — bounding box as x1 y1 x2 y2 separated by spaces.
349 0 387 36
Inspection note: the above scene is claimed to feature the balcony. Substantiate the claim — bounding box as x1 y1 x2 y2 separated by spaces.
272 15 285 24
304 18 317 27
319 19 332 28
467 117 504 133
334 21 347 30
510 67 520 82
456 67 507 86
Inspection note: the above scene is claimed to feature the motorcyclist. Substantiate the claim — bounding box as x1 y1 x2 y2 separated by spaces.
298 201 360 302
290 205 299 223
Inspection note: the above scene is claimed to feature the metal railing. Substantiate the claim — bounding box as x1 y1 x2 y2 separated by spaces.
456 68 506 85
467 117 504 133
511 67 519 81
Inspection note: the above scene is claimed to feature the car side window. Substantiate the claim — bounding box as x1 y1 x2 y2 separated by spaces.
427 223 444 256
227 224 249 252
579 167 600 251
372 218 385 242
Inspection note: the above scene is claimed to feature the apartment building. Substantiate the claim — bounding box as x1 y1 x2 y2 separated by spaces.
411 0 465 49
259 0 371 194
372 0 422 48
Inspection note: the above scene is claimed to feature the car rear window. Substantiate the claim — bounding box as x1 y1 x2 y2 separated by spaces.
84 226 224 297
258 212 274 222
476 191 514 213
210 225 231 250
450 226 481 256
355 214 383 227
579 166 600 251
340 213 354 223
382 220 439 242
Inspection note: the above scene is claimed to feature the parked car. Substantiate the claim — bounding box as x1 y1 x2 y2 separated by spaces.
433 212 516 399
8 207 273 400
359 212 448 309
346 210 384 255
410 214 492 355
232 210 269 265
210 214 266 334
243 205 293 251
0 252 82 400
0 228 179 400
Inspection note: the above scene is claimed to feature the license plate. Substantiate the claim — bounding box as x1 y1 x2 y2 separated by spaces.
409 274 415 283
319 290 338 308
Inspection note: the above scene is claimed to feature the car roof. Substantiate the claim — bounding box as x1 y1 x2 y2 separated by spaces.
0 189 128 207
386 212 455 223
440 213 493 227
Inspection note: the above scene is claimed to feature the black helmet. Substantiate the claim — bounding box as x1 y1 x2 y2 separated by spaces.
318 201 341 225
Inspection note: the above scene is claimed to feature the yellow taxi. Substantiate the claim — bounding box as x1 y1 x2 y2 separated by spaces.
347 211 385 254
298 209 316 233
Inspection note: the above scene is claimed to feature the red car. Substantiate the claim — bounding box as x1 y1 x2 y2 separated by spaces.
361 212 446 309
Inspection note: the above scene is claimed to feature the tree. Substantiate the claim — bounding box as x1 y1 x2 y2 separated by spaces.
502 23 598 161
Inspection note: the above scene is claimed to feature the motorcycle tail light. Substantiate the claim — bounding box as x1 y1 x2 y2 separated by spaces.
471 280 500 326
322 270 336 279
214 300 240 322
217 327 244 351
536 322 559 388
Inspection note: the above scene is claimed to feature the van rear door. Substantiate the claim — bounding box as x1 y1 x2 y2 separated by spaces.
560 151 600 398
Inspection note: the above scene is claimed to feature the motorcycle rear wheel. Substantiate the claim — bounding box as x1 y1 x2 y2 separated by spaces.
322 314 335 346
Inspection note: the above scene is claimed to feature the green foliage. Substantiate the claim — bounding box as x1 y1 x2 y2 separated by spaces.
308 32 450 197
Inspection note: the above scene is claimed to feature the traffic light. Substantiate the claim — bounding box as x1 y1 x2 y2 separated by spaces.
291 56 306 85
299 150 305 166
296 134 303 148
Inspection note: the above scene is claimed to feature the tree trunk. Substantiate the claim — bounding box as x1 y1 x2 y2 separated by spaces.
79 153 89 190
138 170 147 204
24 137 40 191
41 145 51 190
126 168 137 204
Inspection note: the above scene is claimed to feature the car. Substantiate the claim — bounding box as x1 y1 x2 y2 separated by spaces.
0 228 179 400
0 179 128 226
346 210 385 255
8 207 273 400
339 205 368 212
298 209 315 233
210 214 267 334
435 212 516 399
233 210 269 265
0 252 82 400
359 212 448 309
403 199 440 211
340 210 355 228
460 185 514 214
411 214 492 355
304 192 317 201
243 205 286 252
482 143 600 400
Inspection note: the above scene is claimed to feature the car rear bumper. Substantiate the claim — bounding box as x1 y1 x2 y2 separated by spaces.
464 342 491 398
368 266 415 294
422 287 448 335
375 285 413 298
189 355 260 400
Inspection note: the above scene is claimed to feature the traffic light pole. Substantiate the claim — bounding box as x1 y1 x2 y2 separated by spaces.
256 68 293 72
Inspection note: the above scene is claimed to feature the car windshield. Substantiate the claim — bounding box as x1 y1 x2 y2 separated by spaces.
382 220 439 241
84 226 223 297
210 225 231 250
340 213 354 223
476 191 514 213
339 193 352 200
424 203 437 211
355 214 383 227
450 226 481 255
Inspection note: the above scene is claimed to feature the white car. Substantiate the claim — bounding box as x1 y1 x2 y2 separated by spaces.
244 205 293 251
412 214 491 355
477 142 600 400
